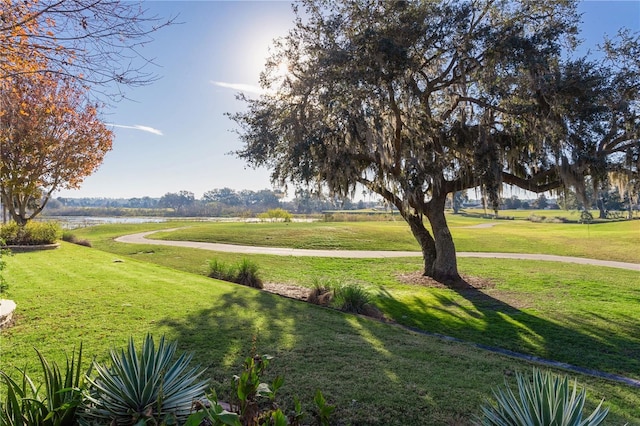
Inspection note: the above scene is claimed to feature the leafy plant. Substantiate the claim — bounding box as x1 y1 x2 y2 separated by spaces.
79 334 208 425
184 390 241 426
476 368 609 426
188 338 333 426
230 351 283 424
0 345 87 426
312 390 334 426
0 221 61 245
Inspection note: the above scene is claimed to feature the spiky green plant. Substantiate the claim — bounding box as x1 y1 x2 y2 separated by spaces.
332 283 372 314
79 334 208 425
208 258 236 282
0 345 86 426
235 258 263 289
476 368 609 426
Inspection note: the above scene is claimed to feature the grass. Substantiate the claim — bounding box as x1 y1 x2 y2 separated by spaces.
1 243 639 424
67 221 640 379
145 217 640 263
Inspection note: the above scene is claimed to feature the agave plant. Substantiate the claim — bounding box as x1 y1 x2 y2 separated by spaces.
477 368 609 426
79 334 208 425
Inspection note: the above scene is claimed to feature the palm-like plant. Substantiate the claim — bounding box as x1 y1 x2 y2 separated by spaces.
79 334 208 425
477 368 609 426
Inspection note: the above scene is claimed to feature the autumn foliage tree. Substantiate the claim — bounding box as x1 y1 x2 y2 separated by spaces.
0 71 113 225
0 0 170 227
0 0 173 100
232 0 639 284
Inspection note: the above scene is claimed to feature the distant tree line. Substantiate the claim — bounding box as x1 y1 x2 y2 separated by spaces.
44 185 638 219
45 188 380 217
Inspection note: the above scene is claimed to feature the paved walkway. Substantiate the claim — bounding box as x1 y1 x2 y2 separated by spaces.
115 230 640 271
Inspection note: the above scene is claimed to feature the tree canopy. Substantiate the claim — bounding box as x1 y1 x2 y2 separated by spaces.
232 0 640 284
0 0 174 101
0 0 172 226
0 71 112 225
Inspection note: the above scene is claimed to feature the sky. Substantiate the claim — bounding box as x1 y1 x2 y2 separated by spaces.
55 0 640 200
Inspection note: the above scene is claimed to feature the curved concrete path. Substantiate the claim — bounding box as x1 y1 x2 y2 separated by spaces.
115 230 640 271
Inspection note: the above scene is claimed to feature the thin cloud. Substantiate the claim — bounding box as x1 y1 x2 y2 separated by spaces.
108 124 164 136
211 80 263 95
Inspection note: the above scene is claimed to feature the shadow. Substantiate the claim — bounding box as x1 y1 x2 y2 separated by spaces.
376 278 640 384
157 280 640 425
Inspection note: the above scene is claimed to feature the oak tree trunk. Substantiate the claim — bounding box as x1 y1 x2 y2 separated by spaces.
425 195 462 285
405 213 437 277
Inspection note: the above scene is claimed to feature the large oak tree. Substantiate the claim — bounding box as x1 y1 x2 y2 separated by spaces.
0 71 112 225
232 0 639 284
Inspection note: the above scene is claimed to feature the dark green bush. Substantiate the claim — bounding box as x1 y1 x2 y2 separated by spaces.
0 221 61 245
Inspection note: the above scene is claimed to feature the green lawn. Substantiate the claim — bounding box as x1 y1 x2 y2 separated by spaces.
146 217 640 263
1 242 639 424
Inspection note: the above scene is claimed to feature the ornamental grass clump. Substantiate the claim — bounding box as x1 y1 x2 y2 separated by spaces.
79 334 208 426
208 258 237 282
476 368 609 426
307 278 334 306
332 283 373 314
235 258 263 289
208 258 263 289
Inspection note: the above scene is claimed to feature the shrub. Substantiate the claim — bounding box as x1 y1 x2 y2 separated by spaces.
476 368 609 426
0 345 87 426
332 283 372 314
208 258 263 289
208 258 237 281
580 210 594 224
0 246 10 293
61 231 92 247
0 221 61 245
79 334 208 426
257 208 293 223
236 258 263 289
307 278 334 306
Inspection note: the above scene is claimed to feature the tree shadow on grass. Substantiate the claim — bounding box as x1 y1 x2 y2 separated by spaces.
375 280 640 383
155 285 512 425
156 283 640 425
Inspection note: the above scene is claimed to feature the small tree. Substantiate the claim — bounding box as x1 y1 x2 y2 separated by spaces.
0 71 112 226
